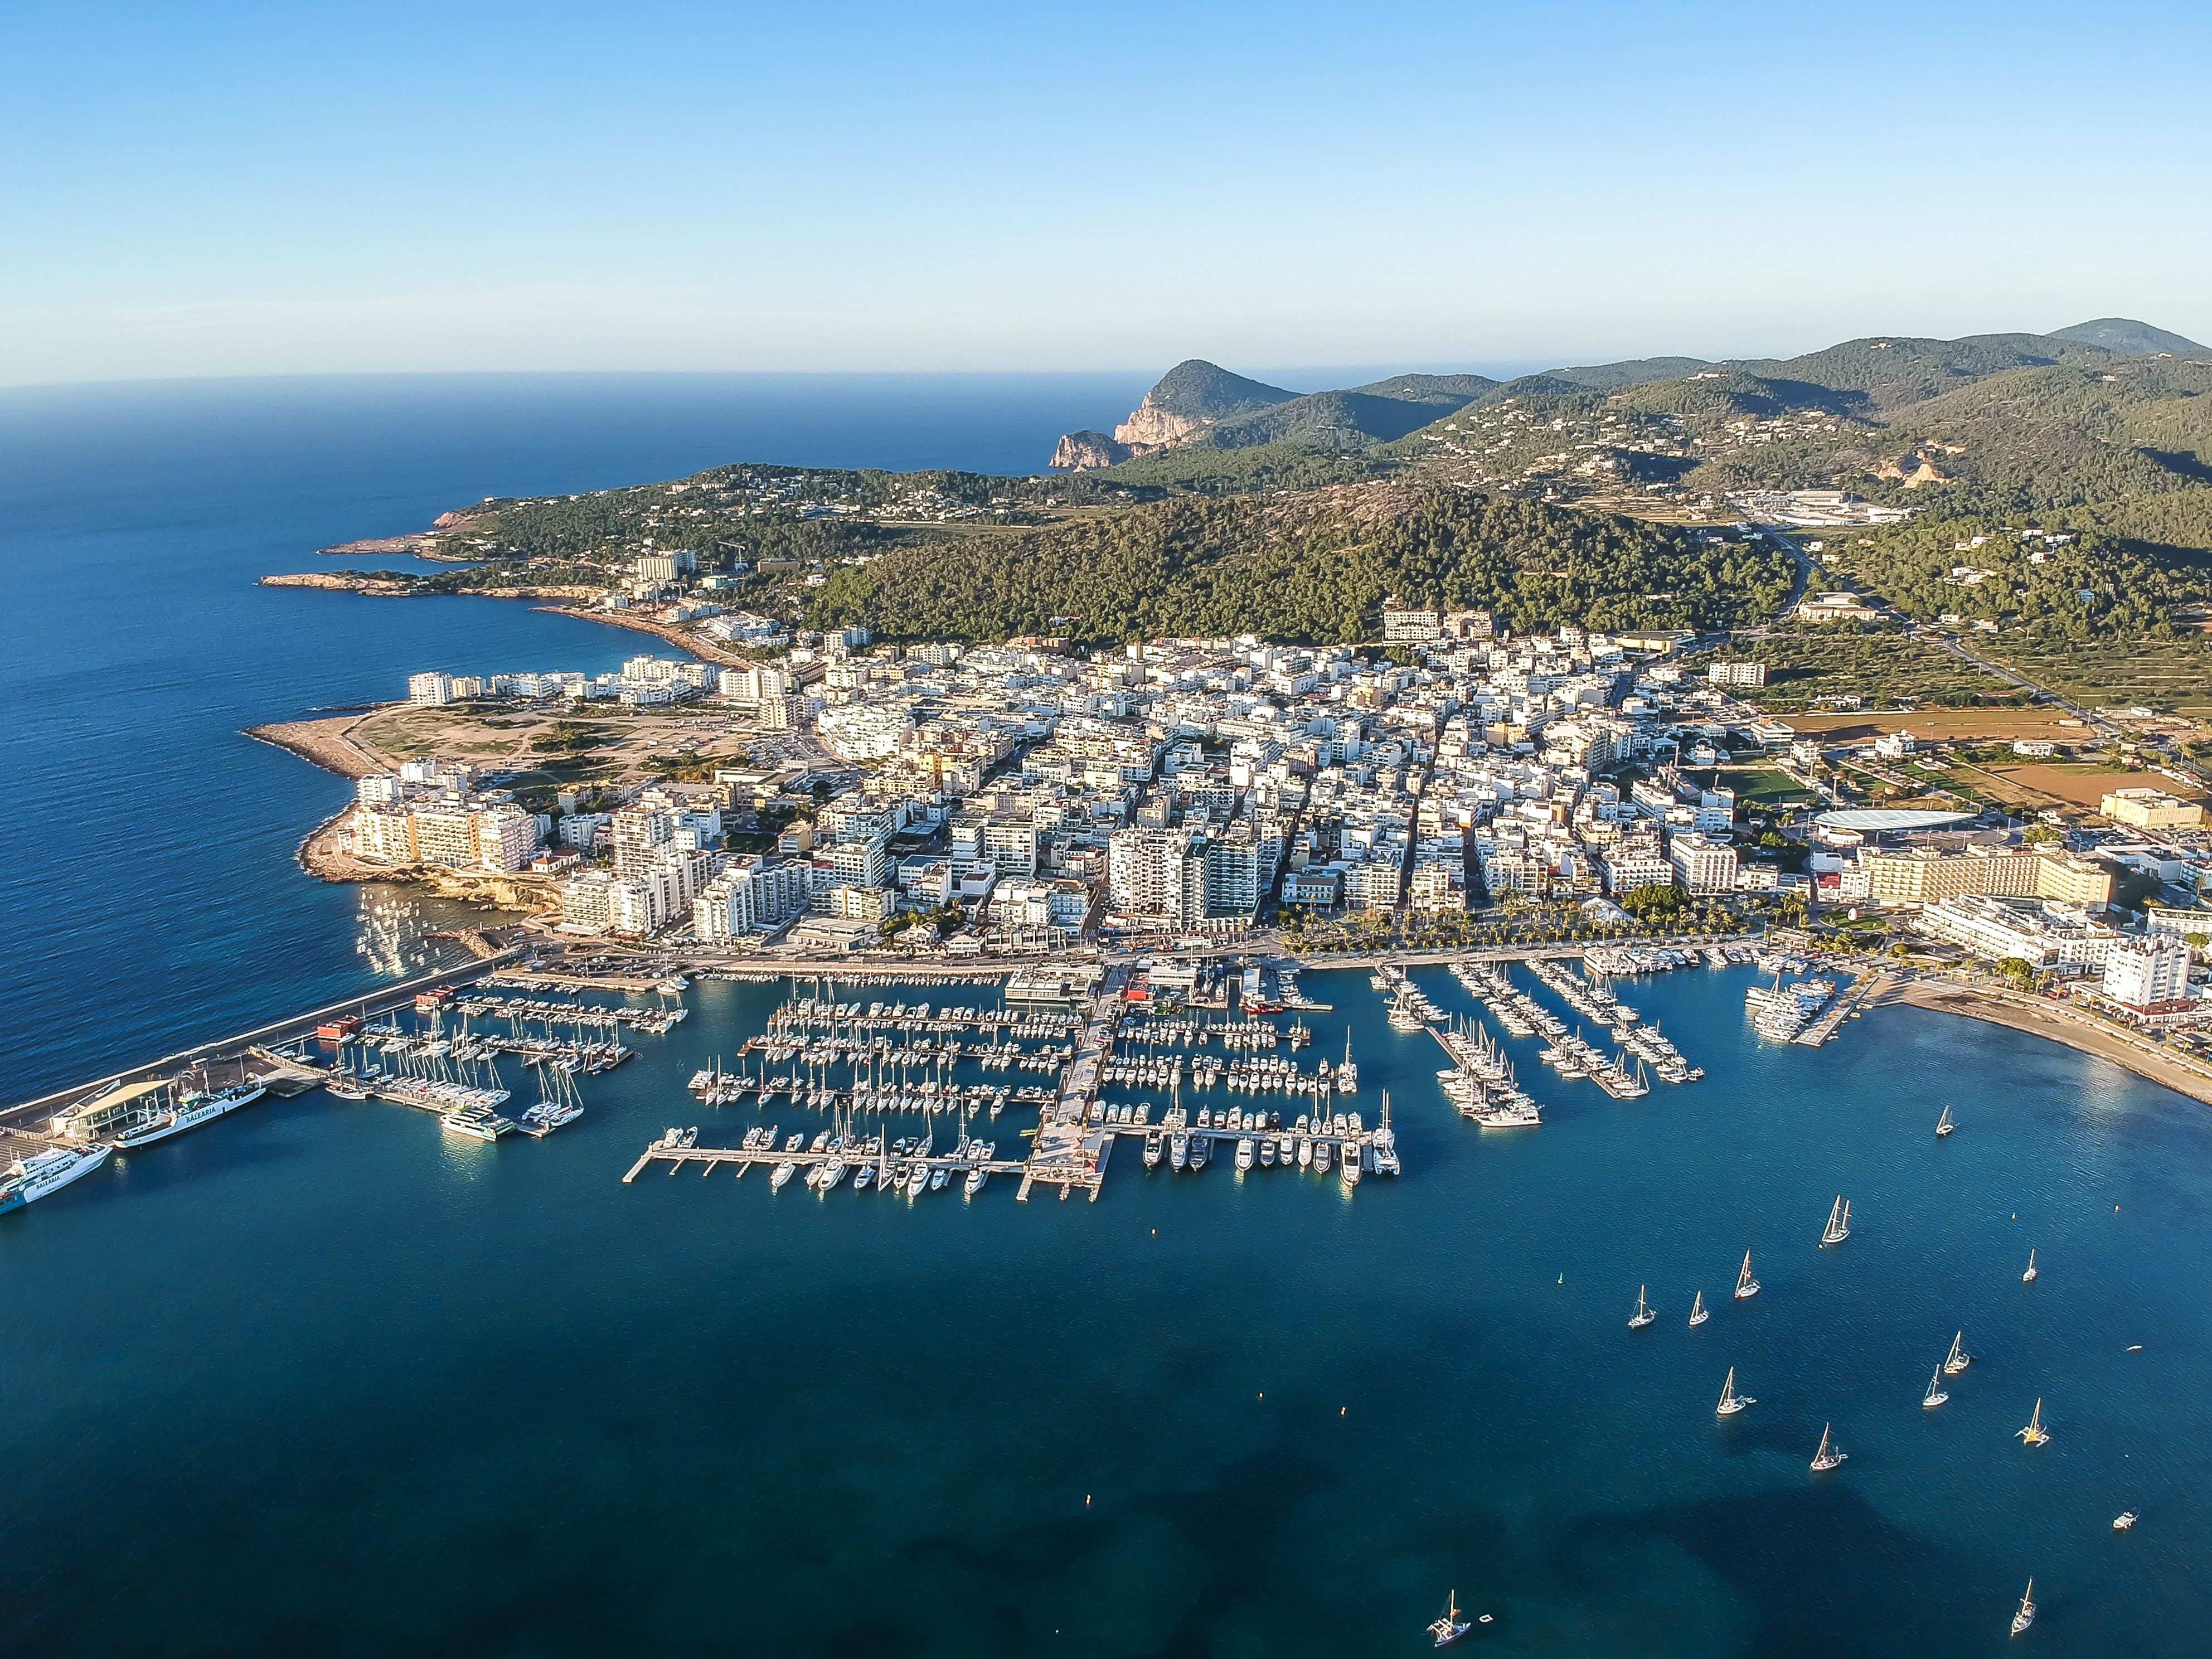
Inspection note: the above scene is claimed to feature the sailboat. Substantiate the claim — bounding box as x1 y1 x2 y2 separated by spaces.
2017 1398 2050 1447
1688 1290 1709 1327
1923 1367 1949 1409
1810 1423 1846 1471
1428 1590 1471 1648
1936 1104 1955 1137
2010 1580 2036 1637
1734 1251 1761 1300
1944 1331 1973 1375
1629 1286 1656 1330
1715 1367 1754 1416
2022 1249 2038 1284
1820 1195 1851 1246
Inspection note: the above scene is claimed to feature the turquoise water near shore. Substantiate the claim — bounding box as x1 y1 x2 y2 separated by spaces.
6 964 2209 1657
4 376 2210 1656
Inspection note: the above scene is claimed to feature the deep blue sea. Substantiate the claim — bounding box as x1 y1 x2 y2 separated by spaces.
3 378 2209 1657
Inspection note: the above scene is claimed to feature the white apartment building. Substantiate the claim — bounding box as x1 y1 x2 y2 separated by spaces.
2102 934 2193 1008
408 672 454 705
351 801 539 872
1919 895 2119 971
1668 832 1739 894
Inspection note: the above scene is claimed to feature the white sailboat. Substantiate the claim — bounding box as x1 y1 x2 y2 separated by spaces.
1820 1195 1851 1246
1688 1290 1709 1327
1734 1251 1760 1300
1936 1104 1955 1137
2010 1580 2036 1637
1944 1330 1973 1374
1715 1367 1753 1416
1629 1286 1656 1329
2017 1398 2050 1447
2022 1248 2038 1284
1428 1590 1471 1648
1810 1423 1846 1471
1923 1366 1949 1409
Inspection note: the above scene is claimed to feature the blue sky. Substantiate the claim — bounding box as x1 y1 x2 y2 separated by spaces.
3 1 2207 385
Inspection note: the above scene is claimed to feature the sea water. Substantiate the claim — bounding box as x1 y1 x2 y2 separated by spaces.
4 964 2209 1657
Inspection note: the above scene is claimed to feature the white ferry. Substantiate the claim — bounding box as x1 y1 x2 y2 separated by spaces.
2 1143 114 1214
111 1080 266 1150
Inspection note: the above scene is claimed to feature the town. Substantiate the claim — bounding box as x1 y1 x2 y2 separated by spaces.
323 580 2209 1070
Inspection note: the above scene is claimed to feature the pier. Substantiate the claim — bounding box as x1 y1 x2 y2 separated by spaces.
1794 973 1890 1046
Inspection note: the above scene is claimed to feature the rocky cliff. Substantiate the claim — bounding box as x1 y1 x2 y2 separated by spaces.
1050 429 1133 470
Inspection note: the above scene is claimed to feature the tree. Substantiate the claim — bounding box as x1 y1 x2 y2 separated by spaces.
1994 957 2036 990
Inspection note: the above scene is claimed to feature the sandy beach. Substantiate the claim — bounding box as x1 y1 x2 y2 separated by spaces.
1878 979 2212 1108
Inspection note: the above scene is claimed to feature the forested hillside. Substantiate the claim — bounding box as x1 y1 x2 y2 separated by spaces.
804 485 1794 646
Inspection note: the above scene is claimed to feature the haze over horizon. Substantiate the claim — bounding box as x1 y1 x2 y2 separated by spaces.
5 1 2209 388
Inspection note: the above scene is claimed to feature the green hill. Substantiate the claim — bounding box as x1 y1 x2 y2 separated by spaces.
804 484 1795 645
1134 360 1298 421
2049 318 2206 356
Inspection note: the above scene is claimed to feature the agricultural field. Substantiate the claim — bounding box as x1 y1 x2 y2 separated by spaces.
1781 707 2090 744
1690 628 2015 712
1995 763 2206 811
1981 637 2212 717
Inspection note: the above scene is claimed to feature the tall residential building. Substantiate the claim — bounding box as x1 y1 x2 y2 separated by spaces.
2102 934 2194 1008
695 858 811 939
408 672 453 705
1668 832 1739 894
1107 827 1190 918
611 807 675 877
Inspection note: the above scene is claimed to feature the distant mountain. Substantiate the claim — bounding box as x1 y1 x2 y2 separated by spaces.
1110 360 1298 450
1738 333 2117 414
1348 372 1500 401
1538 357 1713 392
2050 317 2206 356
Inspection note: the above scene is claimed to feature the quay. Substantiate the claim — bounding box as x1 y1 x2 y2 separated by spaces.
2 945 529 1136
1794 973 1890 1045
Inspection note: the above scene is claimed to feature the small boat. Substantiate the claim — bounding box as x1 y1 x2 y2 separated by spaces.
964 1164 988 1199
1428 1590 1471 1648
1936 1104 1954 1137
1734 1251 1760 1300
2018 1398 2050 1447
2113 1510 2138 1531
1688 1291 1709 1327
2022 1249 2038 1284
1944 1331 1973 1375
1143 1130 1163 1168
1810 1423 1846 1472
1235 1136 1256 1172
2011 1580 2036 1637
1716 1366 1754 1417
1820 1195 1851 1247
1923 1366 1949 1409
770 1159 795 1190
1629 1286 1656 1330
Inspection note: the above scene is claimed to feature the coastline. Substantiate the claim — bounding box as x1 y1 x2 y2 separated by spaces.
532 603 748 665
1876 980 2212 1108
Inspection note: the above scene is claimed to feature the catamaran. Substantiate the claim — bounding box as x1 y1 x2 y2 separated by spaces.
1936 1104 1955 1137
2010 1580 2036 1637
1734 1251 1760 1299
1820 1195 1851 1246
2018 1398 2050 1447
1810 1423 1846 1471
2022 1248 2038 1284
1716 1367 1753 1416
1688 1290 1709 1327
1428 1590 1471 1647
1944 1330 1973 1374
1629 1286 1656 1329
1923 1366 1949 1409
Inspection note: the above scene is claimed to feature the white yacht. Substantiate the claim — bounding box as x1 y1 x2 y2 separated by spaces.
1820 1196 1851 1247
1687 1291 1709 1327
2011 1580 2035 1637
1428 1590 1471 1648
1810 1423 1846 1471
2 1142 113 1214
1715 1367 1753 1417
770 1158 796 1190
1340 1143 1361 1186
2018 1398 2050 1447
1734 1251 1760 1300
1936 1104 1954 1137
1235 1136 1257 1172
1629 1286 1656 1330
2113 1510 2138 1531
2022 1249 2038 1284
1923 1367 1949 1409
1944 1331 1973 1375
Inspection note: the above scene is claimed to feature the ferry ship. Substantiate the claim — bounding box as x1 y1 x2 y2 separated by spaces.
2 1142 113 1214
110 1080 266 1150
